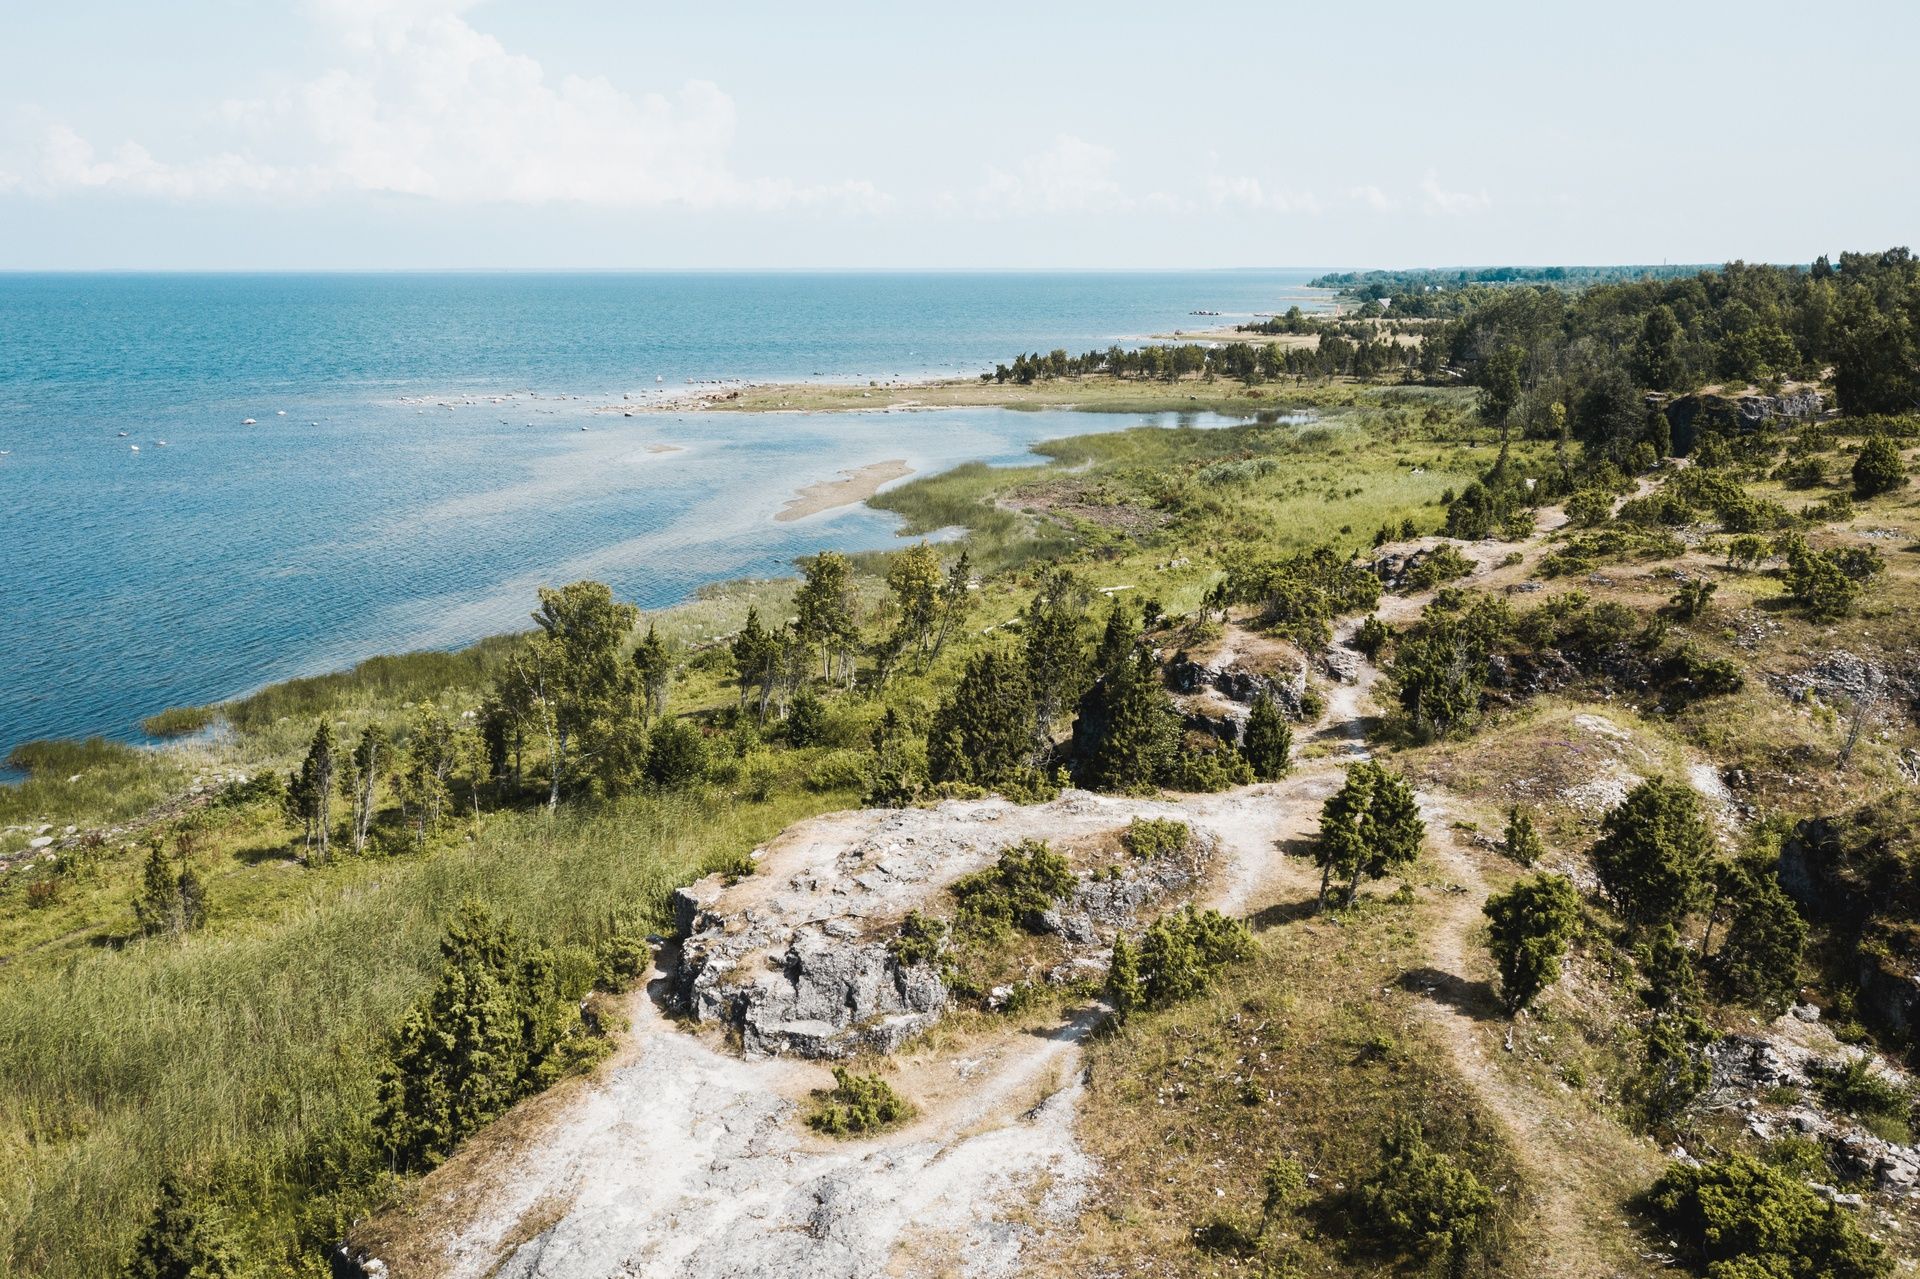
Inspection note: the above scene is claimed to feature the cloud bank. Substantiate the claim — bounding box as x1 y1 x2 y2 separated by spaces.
6 0 885 212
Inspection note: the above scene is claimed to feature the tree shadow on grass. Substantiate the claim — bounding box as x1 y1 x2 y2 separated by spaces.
232 842 298 866
1398 964 1505 1022
1247 894 1324 932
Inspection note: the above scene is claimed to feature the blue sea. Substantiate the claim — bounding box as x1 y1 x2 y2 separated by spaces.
0 270 1324 755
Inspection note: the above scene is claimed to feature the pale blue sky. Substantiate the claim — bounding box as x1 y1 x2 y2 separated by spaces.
2 0 1913 269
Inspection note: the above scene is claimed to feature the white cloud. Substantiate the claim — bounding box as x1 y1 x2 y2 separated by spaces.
975 135 1127 215
5 0 885 211
1348 184 1395 212
1205 175 1321 215
1419 171 1490 216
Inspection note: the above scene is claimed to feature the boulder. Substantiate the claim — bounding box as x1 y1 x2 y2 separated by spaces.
682 929 948 1059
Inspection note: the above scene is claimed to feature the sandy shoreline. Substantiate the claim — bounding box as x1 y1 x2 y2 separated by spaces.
776 460 913 522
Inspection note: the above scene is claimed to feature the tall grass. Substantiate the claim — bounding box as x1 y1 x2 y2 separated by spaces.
0 786 825 1276
0 738 190 833
224 635 526 738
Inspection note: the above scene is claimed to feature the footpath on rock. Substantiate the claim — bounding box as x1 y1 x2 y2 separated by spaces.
358 504 1671 1279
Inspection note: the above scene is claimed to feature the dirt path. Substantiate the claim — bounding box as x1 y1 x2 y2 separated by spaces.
1343 513 1666 1276
368 500 1676 1277
1413 796 1662 1279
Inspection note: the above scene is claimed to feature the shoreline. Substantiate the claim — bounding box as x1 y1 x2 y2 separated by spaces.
6 374 1365 762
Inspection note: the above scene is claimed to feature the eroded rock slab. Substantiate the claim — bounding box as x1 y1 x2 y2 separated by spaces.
671 791 1210 1058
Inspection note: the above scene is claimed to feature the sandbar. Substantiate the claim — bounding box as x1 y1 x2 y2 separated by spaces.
776 460 912 521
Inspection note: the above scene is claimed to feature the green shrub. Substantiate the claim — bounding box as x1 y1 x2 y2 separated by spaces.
1483 873 1580 1014
1125 817 1191 861
1403 542 1475 591
120 1174 241 1279
644 719 707 788
1784 542 1883 620
1852 435 1907 498
1538 526 1685 577
1592 778 1713 932
1242 691 1293 781
1806 492 1858 522
1162 743 1254 792
806 1068 913 1136
803 748 869 793
1646 1153 1890 1279
1353 615 1391 659
1563 488 1613 527
1502 806 1544 866
1108 905 1253 1017
951 839 1075 936
1809 1057 1911 1132
1354 1119 1498 1273
374 902 587 1172
888 910 949 967
784 689 828 746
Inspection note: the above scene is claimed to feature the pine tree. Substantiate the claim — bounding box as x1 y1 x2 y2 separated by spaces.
120 1174 238 1279
864 706 926 807
643 718 706 789
1637 925 1709 1026
1852 434 1908 498
1709 855 1807 1014
336 724 389 855
375 902 573 1171
1483 873 1581 1014
289 721 336 863
1592 778 1714 932
886 542 944 658
1242 690 1292 781
1091 599 1137 677
795 551 859 687
398 706 461 847
928 647 1038 789
1071 648 1178 794
1023 568 1092 732
928 550 974 661
523 580 642 808
1502 805 1544 866
1315 761 1425 908
728 606 779 720
631 624 672 722
133 837 207 938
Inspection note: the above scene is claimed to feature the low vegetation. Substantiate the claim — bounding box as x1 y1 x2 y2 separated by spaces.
805 1068 914 1137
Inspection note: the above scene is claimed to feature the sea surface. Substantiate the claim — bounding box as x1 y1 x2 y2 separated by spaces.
0 270 1324 755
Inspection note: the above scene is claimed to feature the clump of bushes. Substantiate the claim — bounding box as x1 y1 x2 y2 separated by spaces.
1353 1120 1500 1274
1125 817 1191 861
888 909 949 967
1403 542 1475 591
1108 905 1252 1018
375 903 604 1172
1224 544 1382 646
1809 1057 1913 1140
806 1068 913 1136
1780 535 1884 620
1645 1153 1889 1279
951 839 1075 936
1162 741 1254 793
1538 526 1685 577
